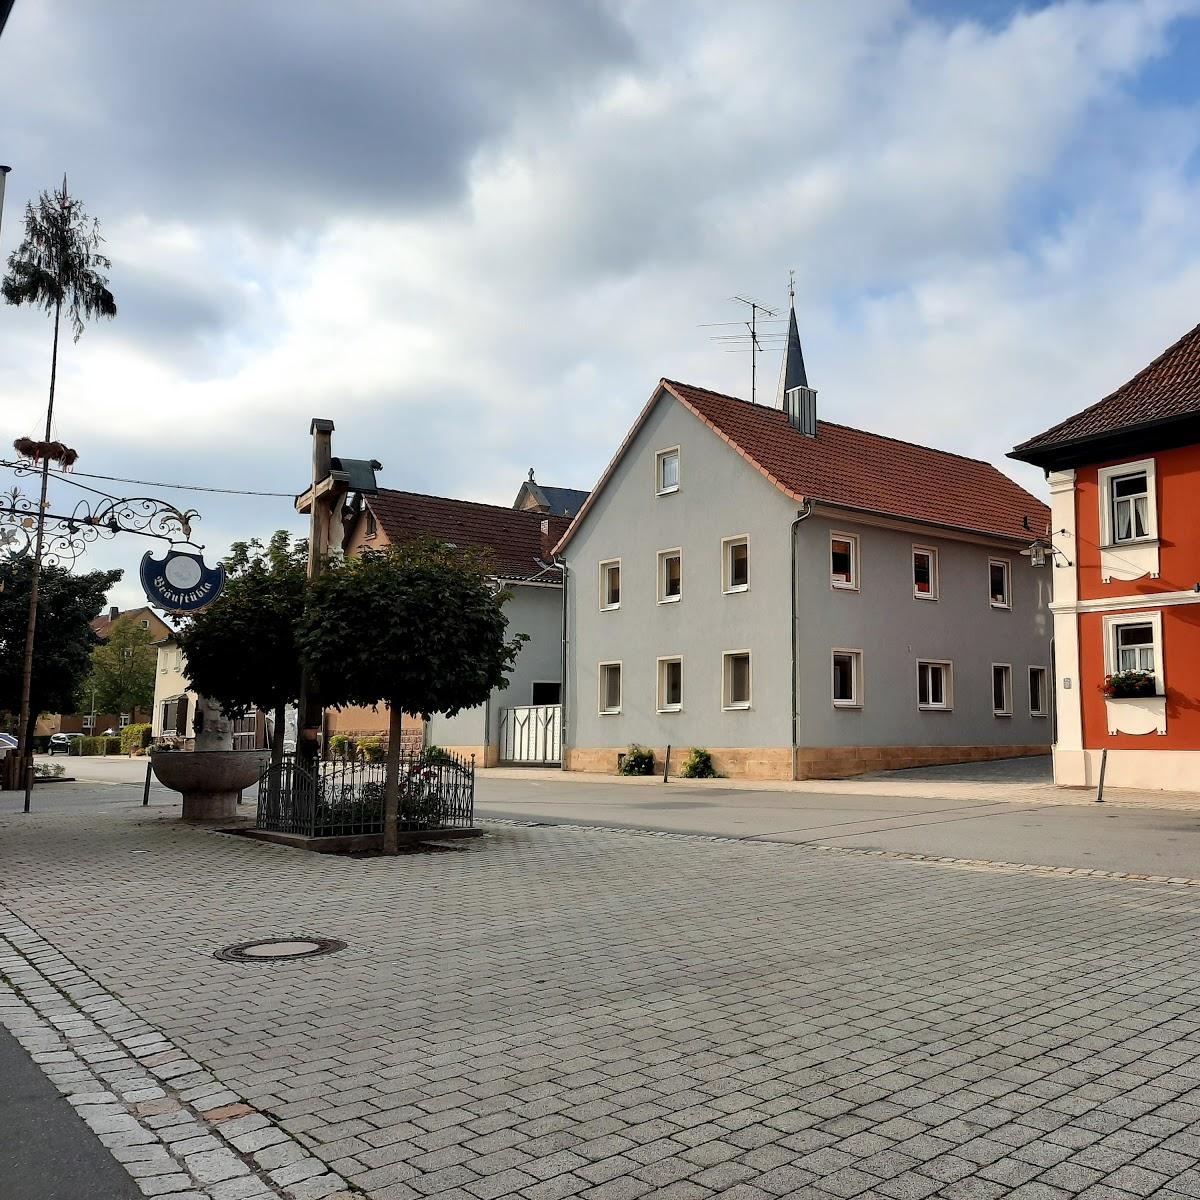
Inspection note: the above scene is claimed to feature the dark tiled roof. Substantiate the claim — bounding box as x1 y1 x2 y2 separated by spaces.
1013 320 1200 459
537 486 590 518
91 607 168 639
366 490 569 581
557 380 1047 552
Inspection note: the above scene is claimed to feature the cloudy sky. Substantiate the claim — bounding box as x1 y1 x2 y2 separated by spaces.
2 0 1200 608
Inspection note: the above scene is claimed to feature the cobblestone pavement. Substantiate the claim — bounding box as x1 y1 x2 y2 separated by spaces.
3 804 1200 1200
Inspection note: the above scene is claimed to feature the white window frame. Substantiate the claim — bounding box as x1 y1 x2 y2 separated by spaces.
655 446 681 496
1103 611 1164 691
656 656 683 713
1028 666 1048 718
988 557 1011 610
912 545 939 601
81 713 95 731
722 650 752 710
598 661 623 715
1098 458 1158 547
917 659 953 711
722 535 750 594
830 531 860 592
657 548 682 604
598 559 621 611
991 663 1013 717
831 648 863 709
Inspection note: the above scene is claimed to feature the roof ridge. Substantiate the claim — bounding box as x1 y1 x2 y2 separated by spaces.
1015 318 1200 451
372 487 560 520
663 376 1002 471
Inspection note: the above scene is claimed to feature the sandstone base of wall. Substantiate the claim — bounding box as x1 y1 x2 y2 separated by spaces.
564 743 1050 781
563 746 794 781
796 743 1051 780
437 744 502 768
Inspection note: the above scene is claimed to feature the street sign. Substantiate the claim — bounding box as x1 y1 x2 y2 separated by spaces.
140 547 226 613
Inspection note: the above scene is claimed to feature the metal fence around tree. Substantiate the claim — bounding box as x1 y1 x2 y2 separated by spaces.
256 750 474 838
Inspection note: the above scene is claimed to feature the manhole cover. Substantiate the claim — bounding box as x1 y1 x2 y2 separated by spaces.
214 937 345 963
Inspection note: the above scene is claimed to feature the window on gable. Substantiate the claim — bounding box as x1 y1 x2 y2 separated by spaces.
658 549 682 603
992 664 1013 716
656 448 680 495
917 660 952 710
723 651 752 709
830 533 859 590
989 559 1011 609
599 560 621 610
1111 470 1149 542
657 657 683 712
1029 667 1048 717
140 619 150 629
365 509 378 539
832 650 862 708
723 536 749 593
599 663 622 714
913 546 938 600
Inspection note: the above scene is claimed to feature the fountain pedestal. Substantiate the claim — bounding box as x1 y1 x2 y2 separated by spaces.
150 749 269 821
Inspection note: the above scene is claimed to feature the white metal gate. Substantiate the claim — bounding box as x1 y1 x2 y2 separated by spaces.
499 704 561 765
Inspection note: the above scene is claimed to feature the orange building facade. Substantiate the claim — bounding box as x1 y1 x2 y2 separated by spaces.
1013 325 1200 790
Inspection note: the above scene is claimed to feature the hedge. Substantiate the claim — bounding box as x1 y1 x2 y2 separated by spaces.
75 735 122 756
120 723 153 755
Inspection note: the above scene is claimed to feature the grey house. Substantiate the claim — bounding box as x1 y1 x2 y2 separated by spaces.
555 305 1054 779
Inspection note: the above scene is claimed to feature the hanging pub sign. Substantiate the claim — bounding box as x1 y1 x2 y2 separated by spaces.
140 547 226 613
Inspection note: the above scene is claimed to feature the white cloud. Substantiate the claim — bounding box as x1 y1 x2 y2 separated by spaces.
2 0 1200 610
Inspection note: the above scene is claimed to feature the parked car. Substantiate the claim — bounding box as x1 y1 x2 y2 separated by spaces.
48 732 84 755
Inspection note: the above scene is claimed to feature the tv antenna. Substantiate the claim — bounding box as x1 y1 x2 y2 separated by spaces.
700 295 785 404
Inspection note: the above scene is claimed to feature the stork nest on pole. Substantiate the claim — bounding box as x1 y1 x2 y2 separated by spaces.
13 437 78 470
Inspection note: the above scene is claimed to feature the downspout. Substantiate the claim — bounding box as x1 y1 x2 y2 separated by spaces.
790 501 814 780
556 557 569 771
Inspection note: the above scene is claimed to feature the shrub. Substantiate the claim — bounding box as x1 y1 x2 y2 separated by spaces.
618 744 655 776
678 747 720 778
120 723 153 755
1103 670 1156 699
358 735 385 763
328 733 356 759
35 761 66 778
423 744 457 766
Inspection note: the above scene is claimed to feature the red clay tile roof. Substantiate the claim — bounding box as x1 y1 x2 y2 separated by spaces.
90 607 170 639
1013 320 1200 459
557 380 1047 551
366 490 568 581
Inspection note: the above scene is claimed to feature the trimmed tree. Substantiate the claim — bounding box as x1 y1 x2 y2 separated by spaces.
79 614 157 719
298 540 523 853
176 531 307 769
0 557 121 742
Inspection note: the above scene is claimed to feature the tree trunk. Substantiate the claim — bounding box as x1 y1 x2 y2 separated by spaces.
15 300 61 800
383 702 402 854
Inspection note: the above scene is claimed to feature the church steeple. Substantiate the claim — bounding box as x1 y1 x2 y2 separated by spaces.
775 274 809 405
776 272 818 436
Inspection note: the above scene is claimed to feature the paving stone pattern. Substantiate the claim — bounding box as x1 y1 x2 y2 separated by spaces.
2 807 1200 1199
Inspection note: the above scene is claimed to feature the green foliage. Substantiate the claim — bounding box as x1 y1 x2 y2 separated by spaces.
1 179 117 341
298 541 524 719
328 733 356 759
79 615 156 717
120 723 153 755
422 745 457 766
678 747 720 778
358 735 385 763
618 744 655 776
0 557 121 722
77 735 120 756
178 531 307 720
1103 670 1156 698
35 761 66 778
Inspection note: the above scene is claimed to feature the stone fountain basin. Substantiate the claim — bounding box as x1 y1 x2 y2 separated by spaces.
151 749 270 821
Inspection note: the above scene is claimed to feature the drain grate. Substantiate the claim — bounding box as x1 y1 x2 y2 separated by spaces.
214 937 346 963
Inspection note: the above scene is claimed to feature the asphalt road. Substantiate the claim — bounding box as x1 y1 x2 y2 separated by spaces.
0 1023 141 1200
7 755 1200 878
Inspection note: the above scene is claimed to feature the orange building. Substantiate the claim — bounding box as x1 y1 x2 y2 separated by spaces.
1012 322 1200 790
